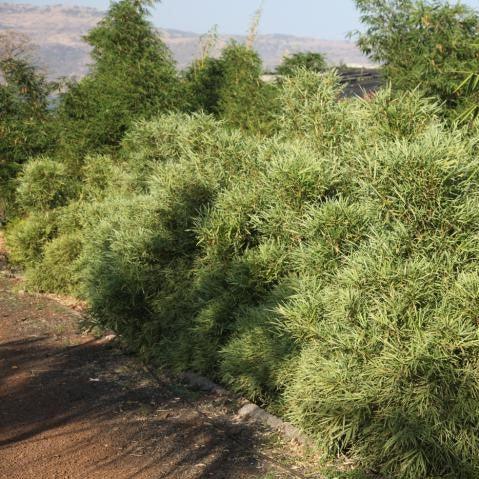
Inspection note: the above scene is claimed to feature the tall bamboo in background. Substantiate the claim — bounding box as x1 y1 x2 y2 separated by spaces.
198 24 219 69
246 0 265 49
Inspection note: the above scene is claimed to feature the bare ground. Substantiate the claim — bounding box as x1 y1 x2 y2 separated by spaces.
0 243 310 479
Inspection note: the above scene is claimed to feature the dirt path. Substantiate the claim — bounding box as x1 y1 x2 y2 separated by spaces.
0 261 305 478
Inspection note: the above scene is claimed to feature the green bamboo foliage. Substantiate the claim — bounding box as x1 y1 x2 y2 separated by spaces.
7 69 479 478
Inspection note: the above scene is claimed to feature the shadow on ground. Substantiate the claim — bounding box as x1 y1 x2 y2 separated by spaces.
0 281 272 479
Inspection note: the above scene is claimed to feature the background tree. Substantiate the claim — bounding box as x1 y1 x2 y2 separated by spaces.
0 31 56 221
57 0 183 162
184 3 278 134
216 43 278 134
354 0 479 109
183 25 223 114
276 52 327 76
184 56 225 114
184 42 278 134
455 71 479 123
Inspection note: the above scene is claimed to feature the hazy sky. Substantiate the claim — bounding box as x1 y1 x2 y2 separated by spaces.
8 0 479 40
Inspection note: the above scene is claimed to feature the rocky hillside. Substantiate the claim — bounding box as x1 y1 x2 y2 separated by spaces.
0 3 374 79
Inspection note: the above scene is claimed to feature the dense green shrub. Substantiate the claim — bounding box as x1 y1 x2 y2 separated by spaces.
120 113 221 184
219 284 296 407
25 232 83 294
16 157 75 212
81 114 267 368
277 69 356 151
5 211 58 266
80 154 132 200
8 69 479 478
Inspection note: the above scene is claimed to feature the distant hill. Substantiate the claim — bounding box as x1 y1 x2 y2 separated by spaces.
0 3 375 80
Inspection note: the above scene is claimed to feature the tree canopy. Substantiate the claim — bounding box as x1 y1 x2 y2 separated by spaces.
276 52 327 76
354 0 479 108
0 34 56 220
57 0 182 159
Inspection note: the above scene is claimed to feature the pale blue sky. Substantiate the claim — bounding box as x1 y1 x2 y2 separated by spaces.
8 0 479 39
